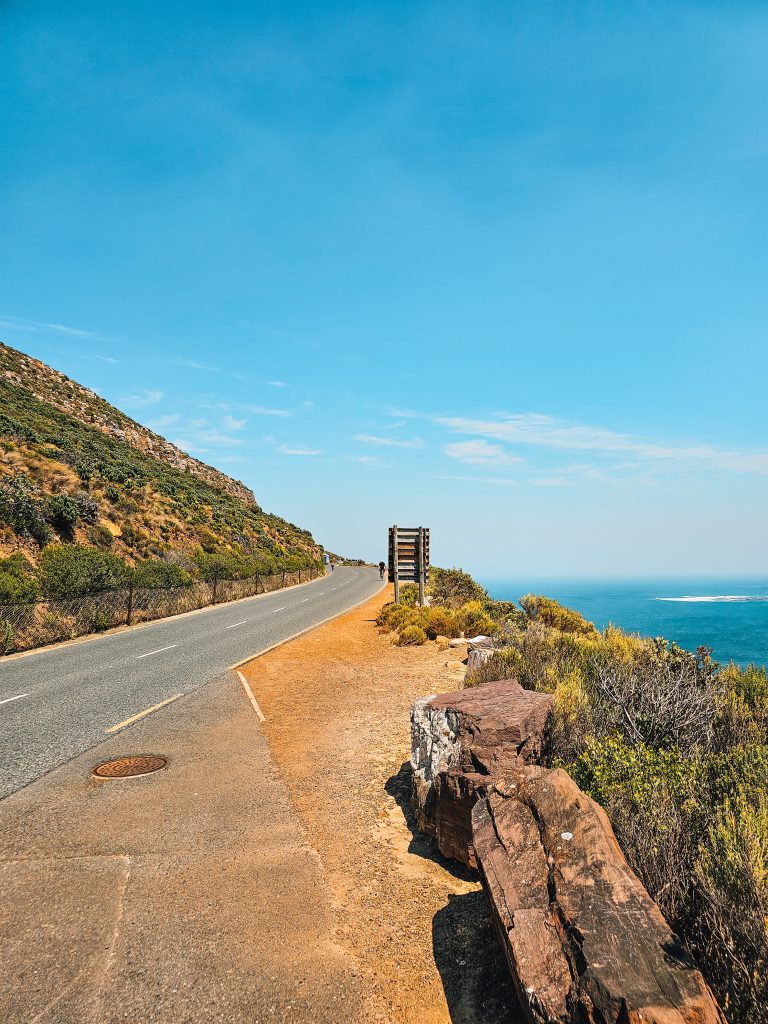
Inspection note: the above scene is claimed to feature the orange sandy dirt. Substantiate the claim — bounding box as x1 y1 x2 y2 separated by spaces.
240 589 521 1024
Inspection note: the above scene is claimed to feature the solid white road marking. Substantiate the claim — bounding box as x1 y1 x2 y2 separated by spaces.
105 693 183 734
136 644 178 660
0 693 28 706
226 620 248 629
237 671 266 722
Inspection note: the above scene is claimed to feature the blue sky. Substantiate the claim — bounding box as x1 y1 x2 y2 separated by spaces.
2 0 767 578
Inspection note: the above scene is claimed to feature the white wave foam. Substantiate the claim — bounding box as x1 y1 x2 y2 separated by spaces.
657 595 768 603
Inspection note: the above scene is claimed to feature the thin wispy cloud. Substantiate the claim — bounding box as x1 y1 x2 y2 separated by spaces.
147 413 181 430
222 415 248 431
530 476 571 487
170 358 246 382
121 388 163 409
354 433 423 448
278 444 321 456
198 400 292 418
0 314 102 340
267 380 286 387
436 413 768 476
434 474 519 487
443 439 522 467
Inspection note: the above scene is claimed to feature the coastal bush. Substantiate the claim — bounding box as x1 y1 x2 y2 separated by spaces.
38 544 131 599
131 559 193 589
87 524 115 548
377 598 496 644
456 599 498 638
693 792 768 1021
0 553 39 604
0 474 52 546
47 493 80 529
427 566 488 608
715 663 768 747
519 593 597 635
396 624 428 646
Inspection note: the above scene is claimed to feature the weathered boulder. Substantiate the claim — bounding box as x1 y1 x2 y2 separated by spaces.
466 635 497 676
472 767 724 1024
410 680 553 866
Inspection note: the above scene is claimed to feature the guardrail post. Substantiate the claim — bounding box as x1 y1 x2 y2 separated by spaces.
126 580 134 626
282 570 286 588
298 568 302 584
255 572 260 595
212 571 219 604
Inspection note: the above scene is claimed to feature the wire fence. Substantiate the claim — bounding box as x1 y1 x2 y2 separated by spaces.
0 565 321 655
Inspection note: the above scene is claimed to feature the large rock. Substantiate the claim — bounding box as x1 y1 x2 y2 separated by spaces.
410 680 553 866
466 636 497 676
472 767 724 1024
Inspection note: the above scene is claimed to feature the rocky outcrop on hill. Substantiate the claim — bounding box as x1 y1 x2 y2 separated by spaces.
410 680 553 866
473 766 724 1024
0 343 255 504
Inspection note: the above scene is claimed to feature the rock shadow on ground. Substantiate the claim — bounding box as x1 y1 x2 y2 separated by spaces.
385 762 523 1024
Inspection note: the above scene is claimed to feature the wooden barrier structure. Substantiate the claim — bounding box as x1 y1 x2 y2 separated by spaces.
388 525 430 604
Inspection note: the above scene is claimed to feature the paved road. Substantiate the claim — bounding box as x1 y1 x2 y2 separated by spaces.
0 566 383 798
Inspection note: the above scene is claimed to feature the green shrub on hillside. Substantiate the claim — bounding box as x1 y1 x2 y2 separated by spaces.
0 474 52 546
131 559 193 589
47 493 80 529
38 544 131 599
0 553 40 604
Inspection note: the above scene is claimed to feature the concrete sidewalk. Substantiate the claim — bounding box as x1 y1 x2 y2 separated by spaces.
0 673 368 1024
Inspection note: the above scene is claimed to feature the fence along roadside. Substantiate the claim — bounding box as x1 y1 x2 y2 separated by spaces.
0 565 320 656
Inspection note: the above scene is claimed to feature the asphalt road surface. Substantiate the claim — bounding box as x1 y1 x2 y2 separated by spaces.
0 565 383 799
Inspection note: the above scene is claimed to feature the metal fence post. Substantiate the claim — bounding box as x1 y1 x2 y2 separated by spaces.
282 570 286 588
298 567 302 584
126 580 134 626
255 572 260 595
211 571 219 604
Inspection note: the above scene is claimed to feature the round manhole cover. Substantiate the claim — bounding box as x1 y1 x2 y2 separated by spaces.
93 755 168 779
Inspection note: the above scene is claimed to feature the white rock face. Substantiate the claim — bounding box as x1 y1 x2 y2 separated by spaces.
410 695 462 785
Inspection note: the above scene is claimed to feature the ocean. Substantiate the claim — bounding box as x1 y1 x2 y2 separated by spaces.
481 578 768 668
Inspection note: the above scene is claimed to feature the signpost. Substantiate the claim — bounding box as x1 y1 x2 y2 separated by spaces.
388 525 430 605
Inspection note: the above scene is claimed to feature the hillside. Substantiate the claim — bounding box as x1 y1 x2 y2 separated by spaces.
0 342 322 575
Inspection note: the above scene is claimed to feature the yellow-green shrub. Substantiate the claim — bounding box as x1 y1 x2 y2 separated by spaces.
397 624 428 646
424 606 461 639
456 599 498 638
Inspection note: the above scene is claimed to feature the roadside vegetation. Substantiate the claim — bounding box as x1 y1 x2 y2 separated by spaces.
378 570 768 1023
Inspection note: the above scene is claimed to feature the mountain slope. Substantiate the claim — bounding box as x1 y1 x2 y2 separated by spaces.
0 343 322 570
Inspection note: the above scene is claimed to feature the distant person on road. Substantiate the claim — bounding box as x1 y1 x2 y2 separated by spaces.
331 561 335 571
379 561 386 580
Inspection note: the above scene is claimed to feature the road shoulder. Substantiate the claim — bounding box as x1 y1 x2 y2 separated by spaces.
0 672 369 1024
239 590 519 1024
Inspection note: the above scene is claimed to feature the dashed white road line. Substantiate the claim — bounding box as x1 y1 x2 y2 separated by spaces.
0 693 28 707
226 620 248 629
105 693 183 734
269 606 286 613
300 598 309 603
136 644 178 660
237 670 266 722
